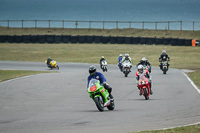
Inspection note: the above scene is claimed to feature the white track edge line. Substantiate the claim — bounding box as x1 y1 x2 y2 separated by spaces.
182 72 200 94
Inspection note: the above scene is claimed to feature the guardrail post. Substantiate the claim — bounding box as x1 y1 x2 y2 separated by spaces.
180 21 182 31
168 21 170 30
35 20 37 28
48 20 50 28
193 21 195 32
75 21 78 29
155 22 157 30
62 20 64 29
142 22 144 29
116 21 118 29
8 20 9 28
22 20 24 28
129 22 131 28
89 21 91 29
103 21 105 29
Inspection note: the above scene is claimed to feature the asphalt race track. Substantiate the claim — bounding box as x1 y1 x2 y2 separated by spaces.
0 61 200 133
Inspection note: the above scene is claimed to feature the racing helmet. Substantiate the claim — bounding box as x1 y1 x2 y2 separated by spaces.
142 57 147 61
119 54 123 57
138 65 143 73
101 56 104 59
89 65 96 76
162 50 166 54
125 53 129 59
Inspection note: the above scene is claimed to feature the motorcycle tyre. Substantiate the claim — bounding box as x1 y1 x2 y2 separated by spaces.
163 67 167 74
107 99 115 110
94 96 104 112
125 71 129 77
143 88 149 100
56 65 59 70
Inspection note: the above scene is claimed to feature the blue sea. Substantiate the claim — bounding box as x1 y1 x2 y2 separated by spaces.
0 0 200 30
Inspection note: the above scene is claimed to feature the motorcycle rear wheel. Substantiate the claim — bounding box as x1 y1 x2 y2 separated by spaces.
94 96 104 112
107 100 115 110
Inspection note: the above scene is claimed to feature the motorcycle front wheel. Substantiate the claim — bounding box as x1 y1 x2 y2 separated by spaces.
94 96 104 112
143 88 149 100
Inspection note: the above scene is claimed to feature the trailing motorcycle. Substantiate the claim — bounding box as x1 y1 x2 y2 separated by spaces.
122 60 132 77
143 64 151 73
138 75 151 100
101 60 108 72
45 60 59 70
161 61 169 74
87 79 115 112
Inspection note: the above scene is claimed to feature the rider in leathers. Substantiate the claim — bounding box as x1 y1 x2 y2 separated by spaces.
136 57 152 73
100 56 106 69
87 65 113 99
121 53 132 70
118 54 123 71
159 50 170 70
136 65 153 95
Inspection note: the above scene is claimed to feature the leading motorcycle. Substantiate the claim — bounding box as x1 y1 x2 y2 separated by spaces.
101 60 108 72
45 60 59 70
122 60 132 77
88 79 115 112
161 61 169 74
138 75 151 100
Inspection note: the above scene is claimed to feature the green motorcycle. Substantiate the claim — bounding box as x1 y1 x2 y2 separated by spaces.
88 79 115 112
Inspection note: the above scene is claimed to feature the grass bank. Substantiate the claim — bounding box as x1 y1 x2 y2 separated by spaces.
1 27 200 40
0 70 56 82
133 124 200 133
0 43 200 70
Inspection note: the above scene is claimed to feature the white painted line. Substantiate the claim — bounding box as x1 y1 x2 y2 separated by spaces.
182 72 200 94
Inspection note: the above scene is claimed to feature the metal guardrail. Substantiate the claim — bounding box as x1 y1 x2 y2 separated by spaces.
0 20 200 31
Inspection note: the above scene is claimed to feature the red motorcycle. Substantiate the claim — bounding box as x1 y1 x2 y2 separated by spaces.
138 75 150 100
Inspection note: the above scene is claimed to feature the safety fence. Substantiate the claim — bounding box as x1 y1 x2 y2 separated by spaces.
0 35 198 46
0 20 200 31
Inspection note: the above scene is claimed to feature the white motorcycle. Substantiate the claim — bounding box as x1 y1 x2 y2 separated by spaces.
122 60 132 77
101 60 108 72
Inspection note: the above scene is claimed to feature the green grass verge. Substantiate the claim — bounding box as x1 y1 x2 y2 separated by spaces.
1 27 200 40
0 70 56 82
0 43 200 69
188 71 200 88
132 124 200 133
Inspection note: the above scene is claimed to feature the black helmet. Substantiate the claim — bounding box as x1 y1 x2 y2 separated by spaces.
89 65 96 76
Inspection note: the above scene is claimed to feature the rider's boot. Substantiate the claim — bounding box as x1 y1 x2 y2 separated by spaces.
138 86 142 96
150 84 153 95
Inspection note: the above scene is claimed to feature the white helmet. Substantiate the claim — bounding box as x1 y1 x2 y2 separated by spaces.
138 65 143 73
142 57 147 61
119 54 123 57
162 50 166 54
125 53 129 57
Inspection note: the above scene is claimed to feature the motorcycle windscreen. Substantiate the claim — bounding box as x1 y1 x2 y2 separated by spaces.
88 79 99 92
90 85 97 92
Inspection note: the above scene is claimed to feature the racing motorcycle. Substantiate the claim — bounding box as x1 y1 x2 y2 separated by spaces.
87 79 115 112
161 61 169 74
101 60 108 72
122 60 132 77
143 64 151 73
45 60 59 70
138 75 151 100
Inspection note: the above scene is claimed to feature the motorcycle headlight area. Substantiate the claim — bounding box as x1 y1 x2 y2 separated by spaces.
141 81 145 85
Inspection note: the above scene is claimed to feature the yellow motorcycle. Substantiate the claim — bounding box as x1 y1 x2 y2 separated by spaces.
45 60 59 70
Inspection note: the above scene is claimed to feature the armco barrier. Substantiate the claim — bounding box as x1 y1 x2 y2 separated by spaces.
94 36 102 43
70 36 78 43
184 39 192 46
7 35 14 43
163 38 171 45
46 35 55 43
0 35 7 43
170 38 178 46
155 38 163 45
147 37 155 44
38 35 46 43
101 36 109 44
117 37 125 44
132 37 140 44
78 36 86 43
15 35 22 43
86 36 94 43
62 35 71 43
110 36 117 44
178 39 185 46
30 35 39 43
55 35 62 43
23 35 31 43
124 37 132 44
0 35 196 46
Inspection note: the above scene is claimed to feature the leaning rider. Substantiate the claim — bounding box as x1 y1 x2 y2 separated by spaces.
47 57 52 67
159 50 170 70
87 65 113 99
136 65 153 95
121 53 132 70
136 57 152 73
